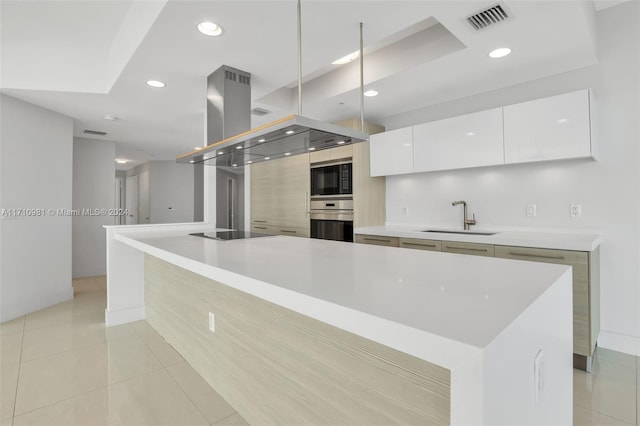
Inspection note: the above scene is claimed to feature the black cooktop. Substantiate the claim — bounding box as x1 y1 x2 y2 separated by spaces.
189 231 272 241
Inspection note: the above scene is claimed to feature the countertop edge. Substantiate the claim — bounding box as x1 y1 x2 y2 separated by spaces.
354 226 601 252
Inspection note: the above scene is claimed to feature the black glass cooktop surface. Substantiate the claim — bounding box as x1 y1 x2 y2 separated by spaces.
189 231 272 241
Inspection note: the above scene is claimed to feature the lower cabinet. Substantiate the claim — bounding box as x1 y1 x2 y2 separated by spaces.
354 234 399 247
399 237 441 252
251 223 309 238
495 245 600 367
355 233 600 371
441 241 495 257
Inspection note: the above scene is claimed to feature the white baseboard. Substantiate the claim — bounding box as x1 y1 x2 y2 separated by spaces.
598 330 640 356
105 305 145 327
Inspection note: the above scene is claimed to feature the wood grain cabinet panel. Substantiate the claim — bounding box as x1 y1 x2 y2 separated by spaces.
494 245 599 360
355 234 400 247
442 241 494 257
399 238 442 252
145 255 451 425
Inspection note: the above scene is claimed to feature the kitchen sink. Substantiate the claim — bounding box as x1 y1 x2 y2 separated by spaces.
421 229 498 236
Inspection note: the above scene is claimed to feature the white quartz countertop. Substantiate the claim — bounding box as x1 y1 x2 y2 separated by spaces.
113 226 571 369
355 225 601 251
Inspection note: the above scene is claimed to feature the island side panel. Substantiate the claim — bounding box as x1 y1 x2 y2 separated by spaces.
481 269 573 425
144 254 451 425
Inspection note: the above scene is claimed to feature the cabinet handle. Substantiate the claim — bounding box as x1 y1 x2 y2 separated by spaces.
363 237 391 243
254 226 267 230
446 246 488 252
508 252 565 260
402 242 436 248
281 229 297 234
305 192 309 214
254 220 267 223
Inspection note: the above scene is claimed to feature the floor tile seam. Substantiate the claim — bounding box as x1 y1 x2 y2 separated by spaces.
11 365 168 419
22 311 108 332
19 329 141 365
211 412 241 425
11 330 25 419
165 361 219 424
586 403 637 425
131 324 185 368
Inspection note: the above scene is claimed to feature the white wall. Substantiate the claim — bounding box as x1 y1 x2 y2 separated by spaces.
382 2 639 353
148 161 194 223
0 94 74 322
72 137 115 278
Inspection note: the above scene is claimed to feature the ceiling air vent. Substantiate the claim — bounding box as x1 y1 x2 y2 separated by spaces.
467 4 510 30
251 108 271 116
83 129 107 136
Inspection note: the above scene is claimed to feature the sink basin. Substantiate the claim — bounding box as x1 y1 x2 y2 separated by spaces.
421 229 497 236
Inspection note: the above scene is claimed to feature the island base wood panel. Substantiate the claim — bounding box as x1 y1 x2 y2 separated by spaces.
144 254 451 425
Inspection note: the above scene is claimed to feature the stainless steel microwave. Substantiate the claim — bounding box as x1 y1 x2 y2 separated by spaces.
310 160 352 197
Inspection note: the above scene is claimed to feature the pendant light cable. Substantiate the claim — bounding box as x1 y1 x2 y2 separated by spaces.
297 0 303 115
359 22 364 132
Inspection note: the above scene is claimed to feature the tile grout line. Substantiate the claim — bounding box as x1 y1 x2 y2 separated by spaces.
11 316 26 421
211 412 242 426
164 361 217 425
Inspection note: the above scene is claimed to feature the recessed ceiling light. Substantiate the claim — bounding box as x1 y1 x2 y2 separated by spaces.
466 132 476 136
332 51 359 65
284 152 291 156
264 157 271 160
308 147 315 151
247 160 253 164
189 160 195 163
556 118 570 124
232 164 238 167
197 22 223 37
218 151 224 155
115 159 128 164
364 90 378 97
258 138 266 143
286 130 295 135
337 140 345 145
195 147 203 150
236 146 243 150
104 115 118 121
146 80 166 88
489 47 511 59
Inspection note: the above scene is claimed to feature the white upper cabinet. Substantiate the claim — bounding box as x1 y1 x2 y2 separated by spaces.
413 108 504 172
370 126 414 177
503 89 593 164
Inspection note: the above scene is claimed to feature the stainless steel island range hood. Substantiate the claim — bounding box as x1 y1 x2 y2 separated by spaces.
177 0 369 168
176 114 368 167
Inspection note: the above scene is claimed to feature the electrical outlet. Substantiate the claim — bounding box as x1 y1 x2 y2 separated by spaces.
533 349 545 403
526 204 537 217
402 207 409 216
208 312 215 332
570 204 582 218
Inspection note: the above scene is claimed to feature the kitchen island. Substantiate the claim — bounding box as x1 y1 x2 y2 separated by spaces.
105 223 573 425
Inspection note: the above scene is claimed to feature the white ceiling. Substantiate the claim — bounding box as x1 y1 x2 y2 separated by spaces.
0 0 618 170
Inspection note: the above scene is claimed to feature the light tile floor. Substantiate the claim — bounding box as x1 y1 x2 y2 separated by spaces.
0 276 637 425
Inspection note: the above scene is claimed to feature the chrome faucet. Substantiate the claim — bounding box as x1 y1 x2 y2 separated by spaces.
452 200 477 230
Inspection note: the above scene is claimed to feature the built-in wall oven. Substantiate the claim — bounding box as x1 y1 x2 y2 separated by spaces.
310 198 354 242
310 160 352 197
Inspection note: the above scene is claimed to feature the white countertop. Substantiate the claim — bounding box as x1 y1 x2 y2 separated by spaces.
113 226 571 370
355 225 601 251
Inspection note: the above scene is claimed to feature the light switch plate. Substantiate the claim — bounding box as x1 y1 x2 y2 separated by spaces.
526 204 537 217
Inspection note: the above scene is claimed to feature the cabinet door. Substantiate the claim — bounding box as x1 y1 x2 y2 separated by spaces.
309 144 353 164
270 154 310 230
369 127 414 177
354 234 399 247
494 245 591 357
442 241 494 257
399 238 441 252
503 89 592 164
413 108 504 172
250 161 274 223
